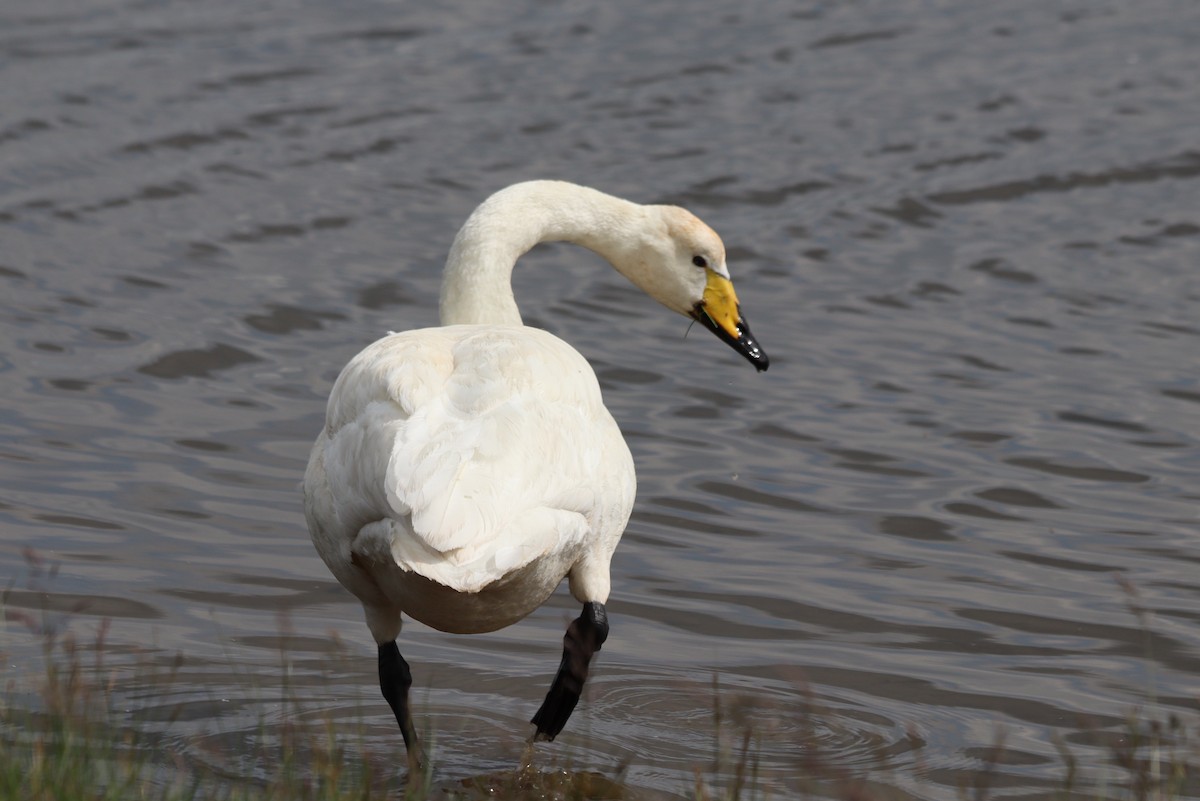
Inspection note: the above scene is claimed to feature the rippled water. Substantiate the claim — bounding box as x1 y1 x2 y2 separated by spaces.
3 0 1199 797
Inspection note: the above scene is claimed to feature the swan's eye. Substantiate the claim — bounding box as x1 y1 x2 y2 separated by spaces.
692 255 708 268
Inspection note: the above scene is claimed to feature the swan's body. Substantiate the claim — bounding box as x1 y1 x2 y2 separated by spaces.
305 324 633 635
303 180 767 761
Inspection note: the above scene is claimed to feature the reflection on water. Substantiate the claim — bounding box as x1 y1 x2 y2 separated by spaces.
2 0 1199 798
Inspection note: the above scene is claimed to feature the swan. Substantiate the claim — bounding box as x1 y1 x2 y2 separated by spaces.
302 180 768 762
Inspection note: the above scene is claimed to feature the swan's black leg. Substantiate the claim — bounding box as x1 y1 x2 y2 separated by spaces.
378 641 422 764
531 601 609 741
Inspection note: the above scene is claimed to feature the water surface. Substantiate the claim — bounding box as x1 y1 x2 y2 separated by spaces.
2 1 1199 797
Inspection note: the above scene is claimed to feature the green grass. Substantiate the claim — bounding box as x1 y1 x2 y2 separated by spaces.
2 572 1198 801
1 623 403 801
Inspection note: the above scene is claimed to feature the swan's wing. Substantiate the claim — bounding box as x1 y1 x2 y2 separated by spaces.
317 326 633 592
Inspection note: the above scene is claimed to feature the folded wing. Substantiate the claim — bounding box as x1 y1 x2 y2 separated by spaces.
316 326 632 594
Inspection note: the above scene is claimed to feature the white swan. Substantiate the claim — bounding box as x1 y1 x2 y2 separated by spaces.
303 180 767 761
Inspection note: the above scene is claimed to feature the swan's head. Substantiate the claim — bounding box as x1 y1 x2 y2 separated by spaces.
633 206 769 372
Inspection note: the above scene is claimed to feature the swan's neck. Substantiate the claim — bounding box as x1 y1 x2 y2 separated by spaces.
439 181 651 326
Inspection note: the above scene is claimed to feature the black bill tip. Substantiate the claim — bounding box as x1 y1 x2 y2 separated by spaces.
692 306 770 372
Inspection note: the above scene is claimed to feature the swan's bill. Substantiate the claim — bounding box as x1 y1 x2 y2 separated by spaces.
692 271 770 372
